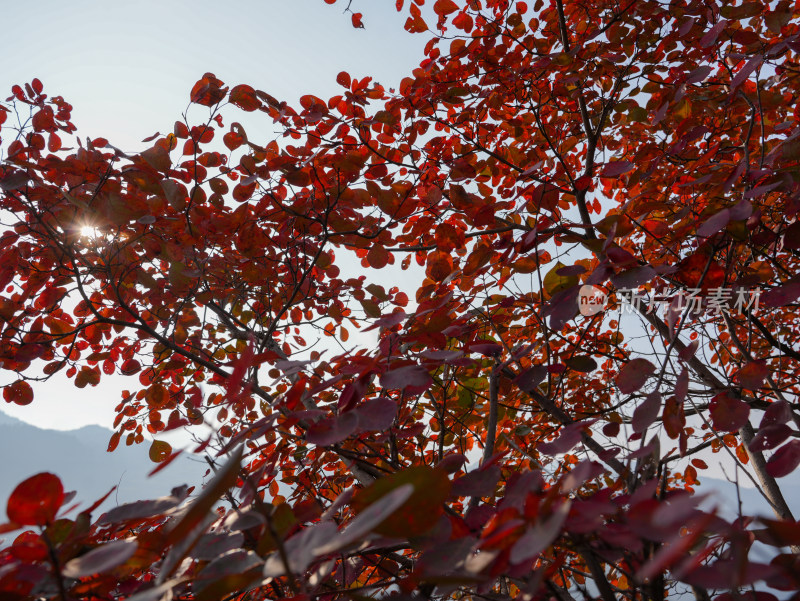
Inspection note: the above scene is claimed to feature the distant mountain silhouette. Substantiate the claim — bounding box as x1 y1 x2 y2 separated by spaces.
0 410 207 536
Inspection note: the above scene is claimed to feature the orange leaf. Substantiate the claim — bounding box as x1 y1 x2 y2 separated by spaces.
149 440 172 463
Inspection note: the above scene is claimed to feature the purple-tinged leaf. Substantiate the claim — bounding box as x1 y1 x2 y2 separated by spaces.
756 517 800 547
451 465 501 498
437 453 467 474
314 484 414 555
509 500 571 564
166 445 243 546
762 400 791 427
766 440 800 478
632 391 662 434
674 368 689 403
682 559 778 590
612 266 656 289
616 358 656 394
547 285 580 330
354 397 397 431
306 412 359 446
556 264 586 277
419 349 464 362
469 342 503 357
700 19 727 47
98 496 180 526
761 282 800 307
697 209 730 238
263 521 339 577
363 310 406 332
197 549 262 582
749 424 792 452
191 532 245 561
62 539 137 578
730 55 762 92
338 375 369 412
600 161 634 177
514 365 547 391
638 512 716 581
685 65 712 85
380 365 432 390
678 339 699 361
126 580 184 601
561 460 603 494
538 425 582 456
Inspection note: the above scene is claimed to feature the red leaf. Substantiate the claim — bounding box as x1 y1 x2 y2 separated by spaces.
190 73 227 106
366 244 390 269
434 222 465 252
616 358 656 394
434 0 459 16
709 392 750 432
229 84 260 112
766 440 800 478
336 71 351 88
736 360 769 390
6 473 64 526
351 12 364 28
3 380 34 406
120 359 141 375
405 4 428 32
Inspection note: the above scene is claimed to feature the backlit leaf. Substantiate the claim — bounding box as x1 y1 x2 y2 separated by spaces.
709 392 750 432
6 472 64 526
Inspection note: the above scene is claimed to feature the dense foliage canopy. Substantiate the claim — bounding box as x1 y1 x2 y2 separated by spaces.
2 0 800 599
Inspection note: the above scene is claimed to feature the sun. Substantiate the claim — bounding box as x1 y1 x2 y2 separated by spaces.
80 225 99 237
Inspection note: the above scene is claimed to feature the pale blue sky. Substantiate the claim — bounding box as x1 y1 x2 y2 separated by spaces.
3 0 425 149
1 0 427 430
